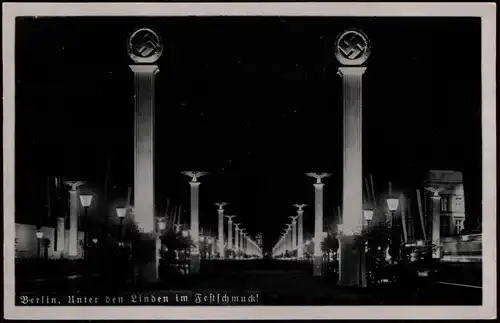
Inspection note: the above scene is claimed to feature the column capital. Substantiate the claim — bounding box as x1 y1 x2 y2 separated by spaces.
65 181 85 191
337 66 367 77
189 181 201 188
313 183 325 190
130 64 160 75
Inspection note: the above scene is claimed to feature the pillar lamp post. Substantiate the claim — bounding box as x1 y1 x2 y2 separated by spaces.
234 223 241 258
289 216 298 254
425 187 443 259
128 27 163 284
182 171 208 274
358 208 374 288
306 172 331 276
335 28 371 288
240 229 246 258
293 204 307 259
64 181 85 257
386 196 400 263
36 230 44 258
116 207 127 247
79 194 93 258
226 215 235 256
214 202 228 259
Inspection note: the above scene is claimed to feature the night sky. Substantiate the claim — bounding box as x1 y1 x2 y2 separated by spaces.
15 17 482 250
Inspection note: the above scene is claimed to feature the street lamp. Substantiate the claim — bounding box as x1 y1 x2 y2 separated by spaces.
182 230 189 238
116 207 127 246
386 196 400 263
36 230 44 258
79 194 93 257
387 197 399 213
92 237 98 244
364 209 374 227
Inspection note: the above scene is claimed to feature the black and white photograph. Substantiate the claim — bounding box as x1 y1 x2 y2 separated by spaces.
3 2 496 320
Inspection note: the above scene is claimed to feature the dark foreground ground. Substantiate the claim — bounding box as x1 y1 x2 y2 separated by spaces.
16 259 481 305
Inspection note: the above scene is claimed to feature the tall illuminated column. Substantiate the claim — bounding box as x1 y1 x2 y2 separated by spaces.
289 216 298 252
306 173 330 276
182 171 208 273
64 181 84 257
127 28 164 283
226 215 235 254
239 229 245 259
56 217 65 255
293 204 307 259
234 223 240 257
426 187 442 259
214 202 228 259
335 29 371 287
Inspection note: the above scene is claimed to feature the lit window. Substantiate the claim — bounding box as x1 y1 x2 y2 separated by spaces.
440 196 448 212
455 219 464 235
455 197 464 212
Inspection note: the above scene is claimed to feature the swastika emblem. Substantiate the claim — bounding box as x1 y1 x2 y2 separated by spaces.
127 28 163 64
334 29 371 66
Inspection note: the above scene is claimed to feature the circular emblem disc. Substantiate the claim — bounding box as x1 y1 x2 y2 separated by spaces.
334 29 371 66
127 28 163 64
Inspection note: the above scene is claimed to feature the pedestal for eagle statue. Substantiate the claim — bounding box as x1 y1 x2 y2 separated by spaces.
127 28 163 284
335 29 371 288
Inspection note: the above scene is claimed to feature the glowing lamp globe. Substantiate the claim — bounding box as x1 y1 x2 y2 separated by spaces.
79 194 93 208
116 207 127 219
92 237 98 244
36 231 44 239
182 230 189 237
305 239 311 245
158 220 166 231
364 209 374 221
386 197 399 211
208 237 214 244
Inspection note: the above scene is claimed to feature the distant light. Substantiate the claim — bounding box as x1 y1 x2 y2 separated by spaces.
92 237 98 244
36 231 44 239
182 230 189 237
79 194 93 208
116 207 127 219
386 197 399 211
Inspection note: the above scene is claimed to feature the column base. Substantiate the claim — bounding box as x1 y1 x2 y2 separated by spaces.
134 234 160 285
313 255 323 276
190 253 201 274
338 235 365 288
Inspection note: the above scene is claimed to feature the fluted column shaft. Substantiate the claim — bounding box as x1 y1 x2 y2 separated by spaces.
297 210 304 258
218 209 224 258
68 188 80 257
130 64 160 283
338 66 367 287
313 183 324 257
